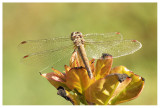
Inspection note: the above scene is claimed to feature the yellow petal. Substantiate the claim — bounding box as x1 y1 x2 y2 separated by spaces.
110 66 145 104
85 73 131 105
66 67 93 94
110 65 130 75
95 54 113 80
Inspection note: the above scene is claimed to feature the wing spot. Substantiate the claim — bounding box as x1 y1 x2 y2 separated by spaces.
116 32 120 35
23 55 29 58
21 41 27 44
132 40 137 42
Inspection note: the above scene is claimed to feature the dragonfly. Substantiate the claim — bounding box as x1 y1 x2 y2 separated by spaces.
18 32 142 78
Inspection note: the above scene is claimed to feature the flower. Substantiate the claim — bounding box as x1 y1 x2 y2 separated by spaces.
41 52 144 105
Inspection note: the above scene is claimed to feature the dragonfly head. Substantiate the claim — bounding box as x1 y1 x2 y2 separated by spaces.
71 32 83 41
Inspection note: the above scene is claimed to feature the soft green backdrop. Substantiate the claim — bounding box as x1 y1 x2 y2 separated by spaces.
3 3 157 105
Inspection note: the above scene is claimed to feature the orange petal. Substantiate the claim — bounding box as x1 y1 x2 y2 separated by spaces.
52 67 66 81
64 65 71 73
95 54 113 80
69 51 85 68
85 73 131 105
41 72 68 90
70 51 79 68
66 67 93 94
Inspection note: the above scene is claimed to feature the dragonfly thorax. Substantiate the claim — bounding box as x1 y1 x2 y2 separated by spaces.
71 32 85 46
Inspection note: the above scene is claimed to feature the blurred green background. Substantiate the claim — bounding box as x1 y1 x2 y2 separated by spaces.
3 3 157 105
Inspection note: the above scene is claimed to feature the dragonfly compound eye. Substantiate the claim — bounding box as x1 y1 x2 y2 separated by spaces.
71 32 83 41
78 32 83 36
71 32 76 41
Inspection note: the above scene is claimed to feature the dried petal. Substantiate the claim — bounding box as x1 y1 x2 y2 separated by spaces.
57 86 80 105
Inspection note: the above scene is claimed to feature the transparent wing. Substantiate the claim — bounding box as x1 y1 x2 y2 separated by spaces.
84 32 123 42
21 45 75 72
85 40 142 59
18 37 72 54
